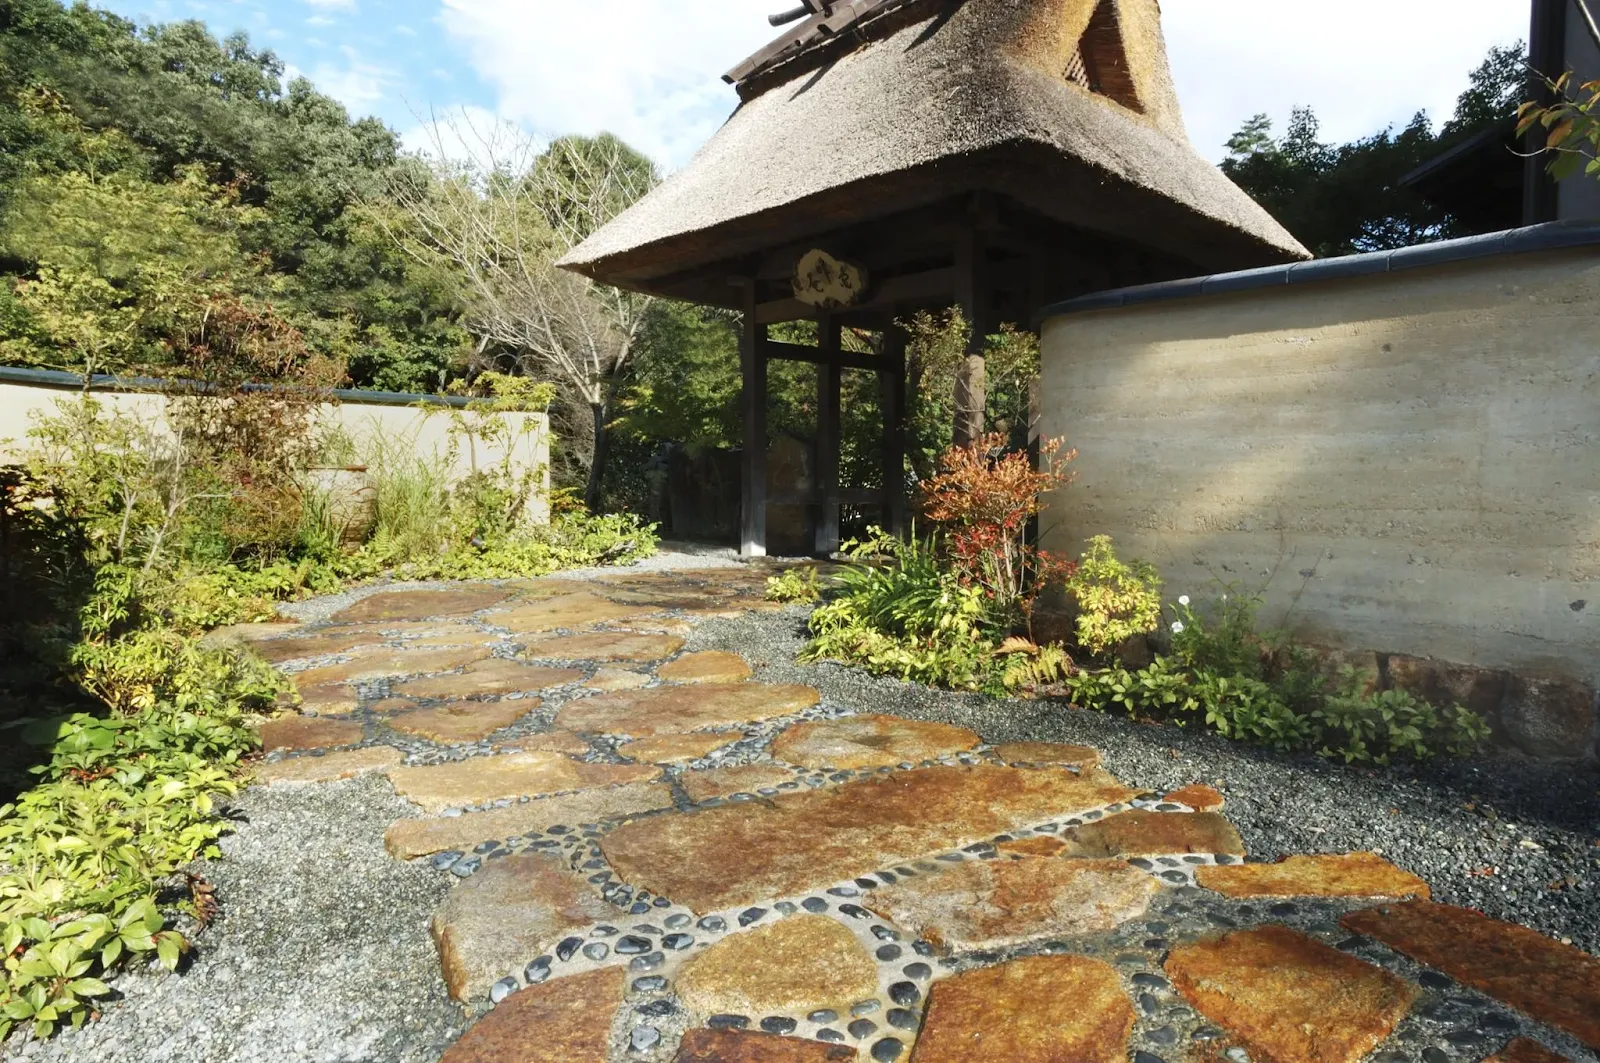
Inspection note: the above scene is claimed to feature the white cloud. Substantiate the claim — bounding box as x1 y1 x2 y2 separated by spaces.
286 46 396 113
438 0 776 169
1163 0 1531 160
435 0 1533 169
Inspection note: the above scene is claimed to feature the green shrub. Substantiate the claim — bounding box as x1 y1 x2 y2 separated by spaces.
0 635 268 1040
765 568 822 604
1065 536 1163 657
1064 589 1492 764
803 530 1004 691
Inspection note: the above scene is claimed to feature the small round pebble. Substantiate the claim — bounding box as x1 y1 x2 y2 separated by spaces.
760 1017 798 1035
708 1014 749 1030
697 916 727 933
489 977 518 1004
629 1026 661 1053
872 1038 905 1061
847 1018 878 1039
808 1009 838 1024
902 962 932 980
802 897 829 913
886 1008 918 1030
876 944 903 961
582 943 610 962
632 976 667 993
888 982 919 1006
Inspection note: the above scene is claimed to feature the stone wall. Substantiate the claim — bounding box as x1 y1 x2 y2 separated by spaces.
1037 243 1600 760
0 374 551 524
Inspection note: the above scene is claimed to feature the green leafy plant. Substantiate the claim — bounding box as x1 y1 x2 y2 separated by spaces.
1065 536 1163 657
765 567 822 604
1064 587 1491 764
803 529 1002 691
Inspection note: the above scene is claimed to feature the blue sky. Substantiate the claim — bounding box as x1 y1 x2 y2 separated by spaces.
92 1 1531 169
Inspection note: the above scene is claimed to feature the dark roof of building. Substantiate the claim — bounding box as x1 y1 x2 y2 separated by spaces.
1036 219 1600 323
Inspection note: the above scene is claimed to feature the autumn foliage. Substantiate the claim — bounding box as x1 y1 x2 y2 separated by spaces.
919 432 1077 623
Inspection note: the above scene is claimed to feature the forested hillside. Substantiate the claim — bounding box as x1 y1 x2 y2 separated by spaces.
0 0 466 391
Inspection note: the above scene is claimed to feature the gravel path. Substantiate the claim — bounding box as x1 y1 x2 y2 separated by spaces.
15 552 1600 1063
14 776 462 1063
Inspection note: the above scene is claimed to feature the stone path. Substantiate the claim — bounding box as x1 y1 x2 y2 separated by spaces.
231 568 1600 1063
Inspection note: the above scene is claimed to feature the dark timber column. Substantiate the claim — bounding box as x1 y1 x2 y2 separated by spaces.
815 315 842 557
739 282 768 557
952 225 989 447
881 325 908 537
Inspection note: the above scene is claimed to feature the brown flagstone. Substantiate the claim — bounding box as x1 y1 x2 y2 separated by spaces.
1165 783 1226 812
250 630 387 664
389 699 540 744
524 631 685 663
502 578 598 600
393 659 583 700
494 731 592 756
1198 853 1430 900
385 781 674 859
556 683 821 737
996 835 1069 858
657 651 753 684
602 765 1141 913
675 915 879 1019
679 764 804 803
771 713 981 770
259 716 365 752
430 852 616 1003
1165 925 1418 1063
489 593 658 633
672 1029 854 1063
989 741 1103 769
367 698 418 715
289 645 494 688
1061 810 1245 858
1481 1040 1574 1063
1341 902 1600 1049
585 667 653 692
254 745 402 786
332 586 513 625
909 954 1133 1063
388 751 661 813
437 966 624 1063
866 857 1158 952
617 732 735 765
294 682 362 717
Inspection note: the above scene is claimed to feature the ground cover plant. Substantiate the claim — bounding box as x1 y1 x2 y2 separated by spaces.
801 434 1490 765
0 371 655 1044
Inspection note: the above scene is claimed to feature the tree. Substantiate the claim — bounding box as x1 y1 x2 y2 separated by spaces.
1222 43 1529 257
380 116 659 509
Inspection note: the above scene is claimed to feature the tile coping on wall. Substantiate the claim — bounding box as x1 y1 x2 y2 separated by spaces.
0 365 492 409
1035 219 1600 324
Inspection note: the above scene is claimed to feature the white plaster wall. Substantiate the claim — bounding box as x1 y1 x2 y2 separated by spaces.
1038 247 1600 688
0 385 551 524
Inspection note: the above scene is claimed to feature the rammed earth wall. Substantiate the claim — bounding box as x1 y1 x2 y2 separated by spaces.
1037 223 1600 761
0 370 551 524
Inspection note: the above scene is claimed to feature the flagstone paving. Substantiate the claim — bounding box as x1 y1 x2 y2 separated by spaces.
240 569 1600 1063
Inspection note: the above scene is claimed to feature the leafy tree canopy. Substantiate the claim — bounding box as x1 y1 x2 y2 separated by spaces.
1222 43 1528 257
0 0 469 390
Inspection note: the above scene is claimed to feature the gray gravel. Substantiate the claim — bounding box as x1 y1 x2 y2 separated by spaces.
15 555 1598 1063
14 776 463 1063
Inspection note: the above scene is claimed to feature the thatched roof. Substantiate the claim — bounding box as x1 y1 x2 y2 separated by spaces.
559 0 1309 296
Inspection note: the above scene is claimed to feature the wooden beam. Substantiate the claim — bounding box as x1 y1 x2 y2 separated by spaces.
815 315 842 557
766 340 889 373
739 282 768 558
881 326 908 536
